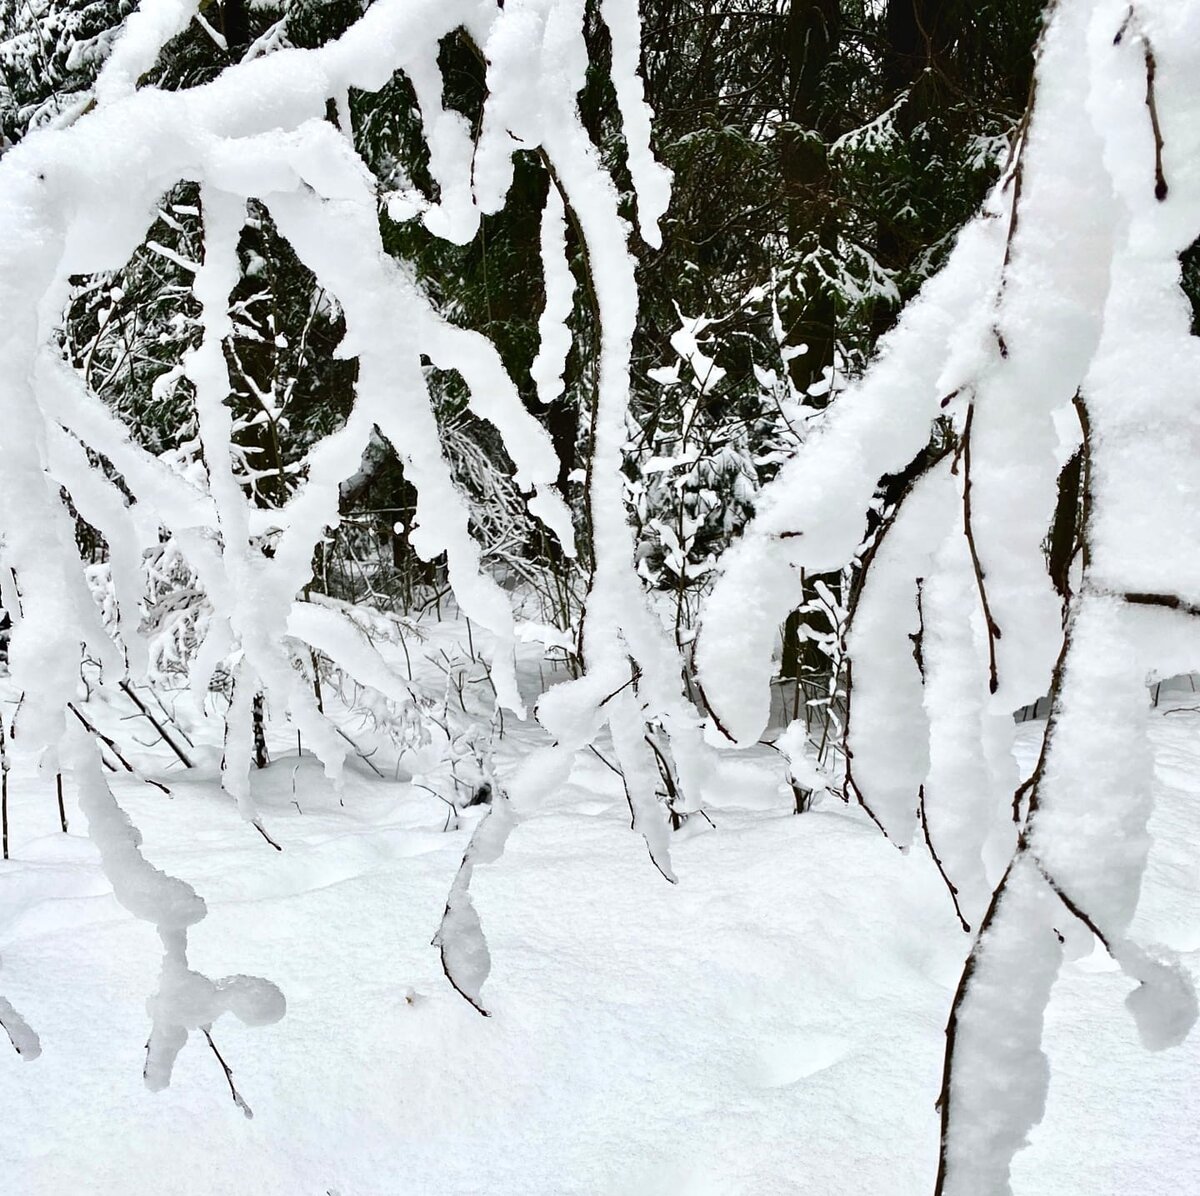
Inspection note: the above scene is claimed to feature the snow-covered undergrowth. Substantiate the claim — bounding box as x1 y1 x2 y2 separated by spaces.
3 0 1200 1190
2 672 1200 1193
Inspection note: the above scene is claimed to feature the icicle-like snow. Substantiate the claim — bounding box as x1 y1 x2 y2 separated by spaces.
599 0 672 248
1 4 598 799
919 526 1016 920
960 0 1115 713
0 0 733 1055
936 856 1063 1196
530 184 575 408
433 0 719 1008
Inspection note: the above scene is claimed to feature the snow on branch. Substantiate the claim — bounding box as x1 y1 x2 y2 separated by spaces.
66 720 284 1101
0 0 590 776
0 0 707 1071
434 0 717 1012
696 0 1200 1190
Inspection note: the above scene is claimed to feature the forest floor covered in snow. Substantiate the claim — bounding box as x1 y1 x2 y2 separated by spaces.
1 651 1199 1195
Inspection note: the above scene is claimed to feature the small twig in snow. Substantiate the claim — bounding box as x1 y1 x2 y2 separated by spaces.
201 1026 253 1119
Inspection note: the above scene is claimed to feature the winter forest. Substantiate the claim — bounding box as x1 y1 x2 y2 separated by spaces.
1 0 1199 1192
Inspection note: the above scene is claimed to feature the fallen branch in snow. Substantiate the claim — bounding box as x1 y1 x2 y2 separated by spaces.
252 821 283 852
1122 591 1200 618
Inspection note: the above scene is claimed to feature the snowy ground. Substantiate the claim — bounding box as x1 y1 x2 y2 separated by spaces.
2 672 1199 1195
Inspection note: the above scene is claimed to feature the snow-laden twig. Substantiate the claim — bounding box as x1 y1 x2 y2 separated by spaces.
697 1 1200 1190
66 721 285 1091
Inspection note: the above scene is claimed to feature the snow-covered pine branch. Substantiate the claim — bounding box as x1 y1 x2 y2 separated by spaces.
699 0 1200 1190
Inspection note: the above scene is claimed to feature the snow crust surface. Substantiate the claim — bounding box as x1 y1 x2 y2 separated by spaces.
2 685 1199 1194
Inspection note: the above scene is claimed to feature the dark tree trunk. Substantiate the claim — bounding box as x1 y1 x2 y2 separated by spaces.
220 0 251 56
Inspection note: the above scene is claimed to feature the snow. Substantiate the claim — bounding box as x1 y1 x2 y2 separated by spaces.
2 676 1200 1192
961 0 1113 714
2 0 1199 1188
920 528 1016 922
599 0 671 248
530 185 575 408
0 967 40 1060
691 2 1200 1186
938 856 1063 1196
844 462 953 845
92 0 201 108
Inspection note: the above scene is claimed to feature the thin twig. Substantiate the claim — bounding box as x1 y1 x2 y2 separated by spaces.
252 820 282 851
68 704 172 794
333 724 386 778
1011 773 1036 824
1123 590 1200 618
119 681 193 768
1033 857 1113 953
960 405 1001 693
201 1026 254 1119
1142 41 1168 201
918 785 970 933
587 743 623 779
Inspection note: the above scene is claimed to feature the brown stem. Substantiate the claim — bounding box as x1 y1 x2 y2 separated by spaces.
1143 42 1168 201
119 681 193 768
960 404 1001 693
1032 857 1113 953
252 820 282 852
202 1026 253 1119
918 785 970 932
841 659 895 842
68 704 171 795
934 582 1075 1193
